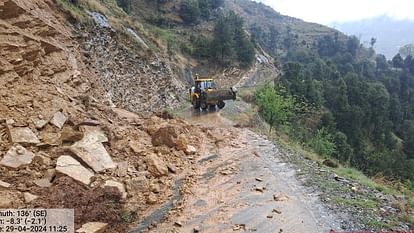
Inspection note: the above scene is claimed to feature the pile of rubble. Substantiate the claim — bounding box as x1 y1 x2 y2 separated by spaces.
0 0 202 232
0 110 203 232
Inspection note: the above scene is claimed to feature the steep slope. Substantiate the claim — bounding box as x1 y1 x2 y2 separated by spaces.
0 0 206 232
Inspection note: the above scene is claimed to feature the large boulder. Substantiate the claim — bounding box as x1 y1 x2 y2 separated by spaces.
151 126 179 148
56 155 94 185
146 153 168 177
70 127 115 172
175 134 188 151
0 144 34 168
7 127 40 145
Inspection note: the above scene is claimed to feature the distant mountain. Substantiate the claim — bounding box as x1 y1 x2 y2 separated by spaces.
331 16 414 59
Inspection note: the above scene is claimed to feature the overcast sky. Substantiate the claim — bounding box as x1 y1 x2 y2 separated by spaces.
254 0 414 25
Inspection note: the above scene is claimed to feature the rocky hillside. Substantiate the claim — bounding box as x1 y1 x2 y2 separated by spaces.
228 0 348 57
0 0 208 232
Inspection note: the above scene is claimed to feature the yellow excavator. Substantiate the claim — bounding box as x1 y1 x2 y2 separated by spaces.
189 76 237 110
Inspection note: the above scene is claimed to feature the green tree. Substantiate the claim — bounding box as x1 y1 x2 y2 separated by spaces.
392 53 404 68
255 84 295 132
211 12 235 64
211 11 255 66
179 0 200 24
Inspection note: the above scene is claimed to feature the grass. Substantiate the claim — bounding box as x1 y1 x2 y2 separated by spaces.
334 196 379 209
362 217 392 230
334 167 397 195
55 0 90 23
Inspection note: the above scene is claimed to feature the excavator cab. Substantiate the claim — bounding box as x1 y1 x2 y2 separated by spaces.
190 76 236 110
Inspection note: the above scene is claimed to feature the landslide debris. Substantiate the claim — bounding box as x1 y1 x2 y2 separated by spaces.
0 0 204 232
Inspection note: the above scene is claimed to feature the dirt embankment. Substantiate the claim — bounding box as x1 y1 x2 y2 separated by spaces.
0 0 203 232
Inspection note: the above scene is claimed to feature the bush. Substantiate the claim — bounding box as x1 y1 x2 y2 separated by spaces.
255 84 295 132
310 127 336 157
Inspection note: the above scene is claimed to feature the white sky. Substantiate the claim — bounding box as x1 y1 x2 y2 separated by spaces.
255 0 414 25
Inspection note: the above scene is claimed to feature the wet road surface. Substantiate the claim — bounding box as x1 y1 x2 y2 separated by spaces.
150 109 340 233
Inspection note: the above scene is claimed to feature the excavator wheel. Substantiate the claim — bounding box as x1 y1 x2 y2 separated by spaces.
200 102 208 110
192 97 201 109
217 101 225 109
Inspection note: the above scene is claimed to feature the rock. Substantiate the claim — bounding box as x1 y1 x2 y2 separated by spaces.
273 193 289 201
0 144 34 168
150 183 161 193
33 153 52 166
5 119 15 125
322 159 338 168
76 222 108 233
255 177 263 182
129 141 145 154
126 176 148 193
220 170 232 176
41 132 61 146
233 224 246 231
33 178 53 187
56 156 94 185
50 111 67 129
185 145 197 155
351 186 358 192
70 127 115 172
116 161 128 177
0 180 11 188
61 128 84 142
7 127 40 144
151 126 178 147
104 180 127 198
174 221 183 227
193 226 200 233
146 153 168 177
175 134 188 151
77 119 100 126
33 119 48 129
24 192 39 203
0 191 21 208
272 209 282 214
267 215 273 218
147 192 158 204
167 164 177 174
254 186 265 192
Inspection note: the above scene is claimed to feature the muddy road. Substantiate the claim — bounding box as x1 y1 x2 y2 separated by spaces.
144 109 341 233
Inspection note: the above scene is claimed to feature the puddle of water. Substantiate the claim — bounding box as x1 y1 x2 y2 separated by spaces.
181 107 233 128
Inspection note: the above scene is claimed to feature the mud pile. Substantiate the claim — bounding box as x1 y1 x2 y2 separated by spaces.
0 0 202 232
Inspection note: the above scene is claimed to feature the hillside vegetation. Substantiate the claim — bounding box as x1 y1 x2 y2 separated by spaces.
256 30 414 187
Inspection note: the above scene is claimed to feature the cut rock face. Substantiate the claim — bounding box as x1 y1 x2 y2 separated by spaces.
56 156 94 185
0 144 34 168
70 127 115 172
7 127 40 144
